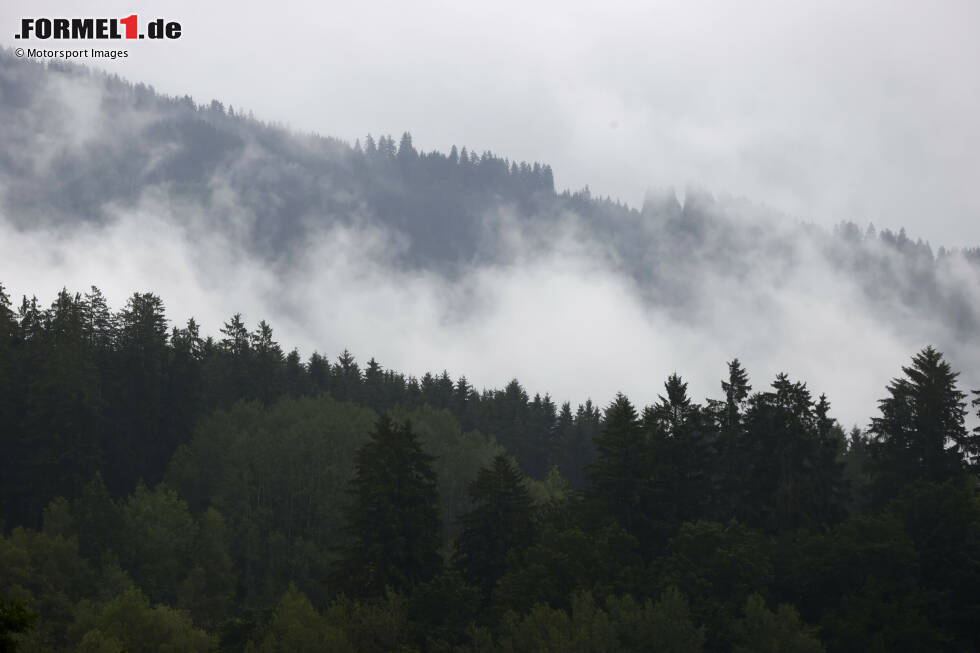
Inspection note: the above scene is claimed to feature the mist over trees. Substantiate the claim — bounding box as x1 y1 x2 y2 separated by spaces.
2 48 979 343
1 285 979 651
3 50 980 651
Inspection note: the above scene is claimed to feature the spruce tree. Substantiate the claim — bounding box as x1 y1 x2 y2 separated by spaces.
869 346 972 499
741 374 845 531
334 416 442 596
108 292 169 491
709 359 752 521
453 455 536 601
586 394 647 535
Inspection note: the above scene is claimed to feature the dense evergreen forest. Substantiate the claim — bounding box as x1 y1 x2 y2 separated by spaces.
3 49 980 652
1 284 979 652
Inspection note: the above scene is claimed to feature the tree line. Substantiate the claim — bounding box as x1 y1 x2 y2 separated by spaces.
1 284 979 651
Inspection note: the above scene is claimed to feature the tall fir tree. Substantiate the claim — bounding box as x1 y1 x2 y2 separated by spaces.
643 374 714 537
333 416 442 597
586 394 647 535
709 359 752 521
869 346 974 502
453 455 536 602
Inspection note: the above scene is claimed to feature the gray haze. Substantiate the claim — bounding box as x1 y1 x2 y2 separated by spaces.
2 8 980 431
2 0 979 244
4 202 979 430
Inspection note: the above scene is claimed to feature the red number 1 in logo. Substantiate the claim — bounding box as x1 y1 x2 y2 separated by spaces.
120 14 137 39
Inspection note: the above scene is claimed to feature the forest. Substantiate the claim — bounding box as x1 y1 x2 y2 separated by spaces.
1 284 979 652
3 47 980 652
2 47 980 340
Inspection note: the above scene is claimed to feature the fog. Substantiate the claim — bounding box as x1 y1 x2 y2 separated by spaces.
2 1 979 244
3 185 977 430
2 24 980 430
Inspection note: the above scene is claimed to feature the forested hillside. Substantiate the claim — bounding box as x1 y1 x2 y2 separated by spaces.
3 48 980 652
1 285 979 651
2 47 979 337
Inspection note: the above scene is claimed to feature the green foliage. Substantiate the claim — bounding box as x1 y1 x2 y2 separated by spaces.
870 346 974 501
72 473 123 562
885 479 980 647
334 416 443 597
0 521 94 649
454 455 537 601
642 374 715 544
406 569 480 647
166 395 377 604
5 281 980 652
492 527 600 615
781 512 934 651
8 290 103 526
69 588 215 653
244 584 351 653
527 466 574 530
654 520 773 649
496 591 617 653
176 508 237 629
605 587 706 653
733 594 824 653
0 595 37 653
585 394 646 535
323 590 418 653
119 484 196 605
390 405 504 545
736 374 846 532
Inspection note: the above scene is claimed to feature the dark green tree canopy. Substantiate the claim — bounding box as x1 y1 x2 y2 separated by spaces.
453 455 536 601
870 346 974 499
334 416 443 597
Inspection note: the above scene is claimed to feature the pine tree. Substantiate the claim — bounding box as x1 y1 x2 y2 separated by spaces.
166 318 205 458
283 349 308 398
16 290 103 523
107 292 170 491
219 313 249 356
397 131 417 163
974 389 980 462
709 360 752 520
586 394 647 534
0 284 20 518
721 359 751 430
82 285 116 351
869 346 972 499
250 320 284 403
359 357 382 410
307 352 330 393
453 376 474 429
740 374 845 531
642 374 714 538
332 349 361 401
364 134 377 156
334 416 442 596
453 455 536 602
567 399 602 489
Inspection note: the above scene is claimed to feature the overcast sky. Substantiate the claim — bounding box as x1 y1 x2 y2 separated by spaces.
3 0 979 246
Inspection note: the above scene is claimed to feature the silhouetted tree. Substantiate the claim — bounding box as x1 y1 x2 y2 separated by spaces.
453 455 536 602
333 416 442 596
869 346 973 502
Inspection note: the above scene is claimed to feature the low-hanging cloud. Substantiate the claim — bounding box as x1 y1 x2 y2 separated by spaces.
4 181 978 431
2 51 979 431
3 0 978 244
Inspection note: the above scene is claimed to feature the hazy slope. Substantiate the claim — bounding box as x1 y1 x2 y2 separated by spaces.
2 49 978 426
